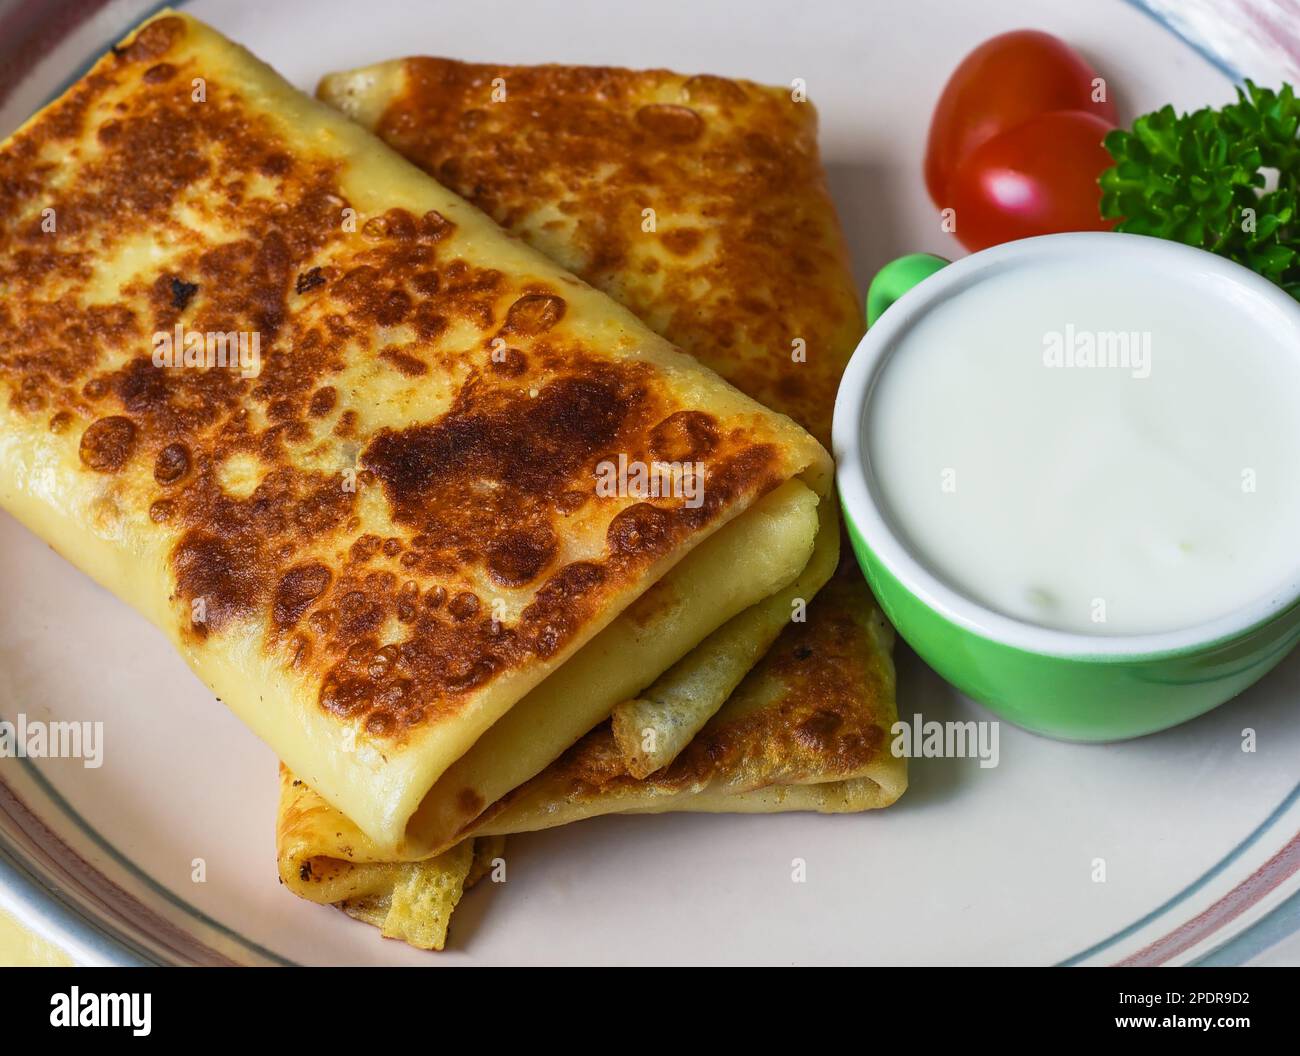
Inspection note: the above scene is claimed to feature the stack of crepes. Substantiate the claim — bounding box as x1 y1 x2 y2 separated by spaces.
0 10 904 954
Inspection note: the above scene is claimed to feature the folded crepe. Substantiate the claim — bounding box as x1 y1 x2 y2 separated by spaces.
274 56 907 949
0 9 833 879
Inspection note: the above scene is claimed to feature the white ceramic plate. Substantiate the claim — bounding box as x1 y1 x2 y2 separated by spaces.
2 0 1298 966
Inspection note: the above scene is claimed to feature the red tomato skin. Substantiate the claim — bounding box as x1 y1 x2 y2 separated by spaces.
948 110 1117 252
925 29 1118 206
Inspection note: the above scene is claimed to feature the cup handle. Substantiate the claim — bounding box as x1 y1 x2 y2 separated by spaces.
866 253 950 327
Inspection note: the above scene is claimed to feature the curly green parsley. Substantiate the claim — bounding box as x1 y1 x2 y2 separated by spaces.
1100 81 1300 299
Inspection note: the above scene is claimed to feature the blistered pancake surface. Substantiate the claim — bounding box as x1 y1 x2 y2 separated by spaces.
322 57 862 446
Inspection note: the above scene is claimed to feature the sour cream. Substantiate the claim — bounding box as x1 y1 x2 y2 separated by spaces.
866 257 1300 635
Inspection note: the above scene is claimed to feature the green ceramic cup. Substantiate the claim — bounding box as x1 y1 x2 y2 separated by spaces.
832 232 1300 741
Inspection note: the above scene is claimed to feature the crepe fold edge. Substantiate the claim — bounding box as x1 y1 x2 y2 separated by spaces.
610 487 841 777
276 765 506 950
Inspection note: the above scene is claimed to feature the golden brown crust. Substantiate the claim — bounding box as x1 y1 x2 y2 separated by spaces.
342 57 863 445
0 15 809 750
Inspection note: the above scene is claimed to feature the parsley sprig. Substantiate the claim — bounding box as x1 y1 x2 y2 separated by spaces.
1099 81 1300 299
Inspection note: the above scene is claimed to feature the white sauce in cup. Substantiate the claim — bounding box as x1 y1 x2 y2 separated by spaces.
866 257 1300 635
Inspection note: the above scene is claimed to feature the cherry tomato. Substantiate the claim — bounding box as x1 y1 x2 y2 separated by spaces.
948 110 1117 252
925 29 1117 206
